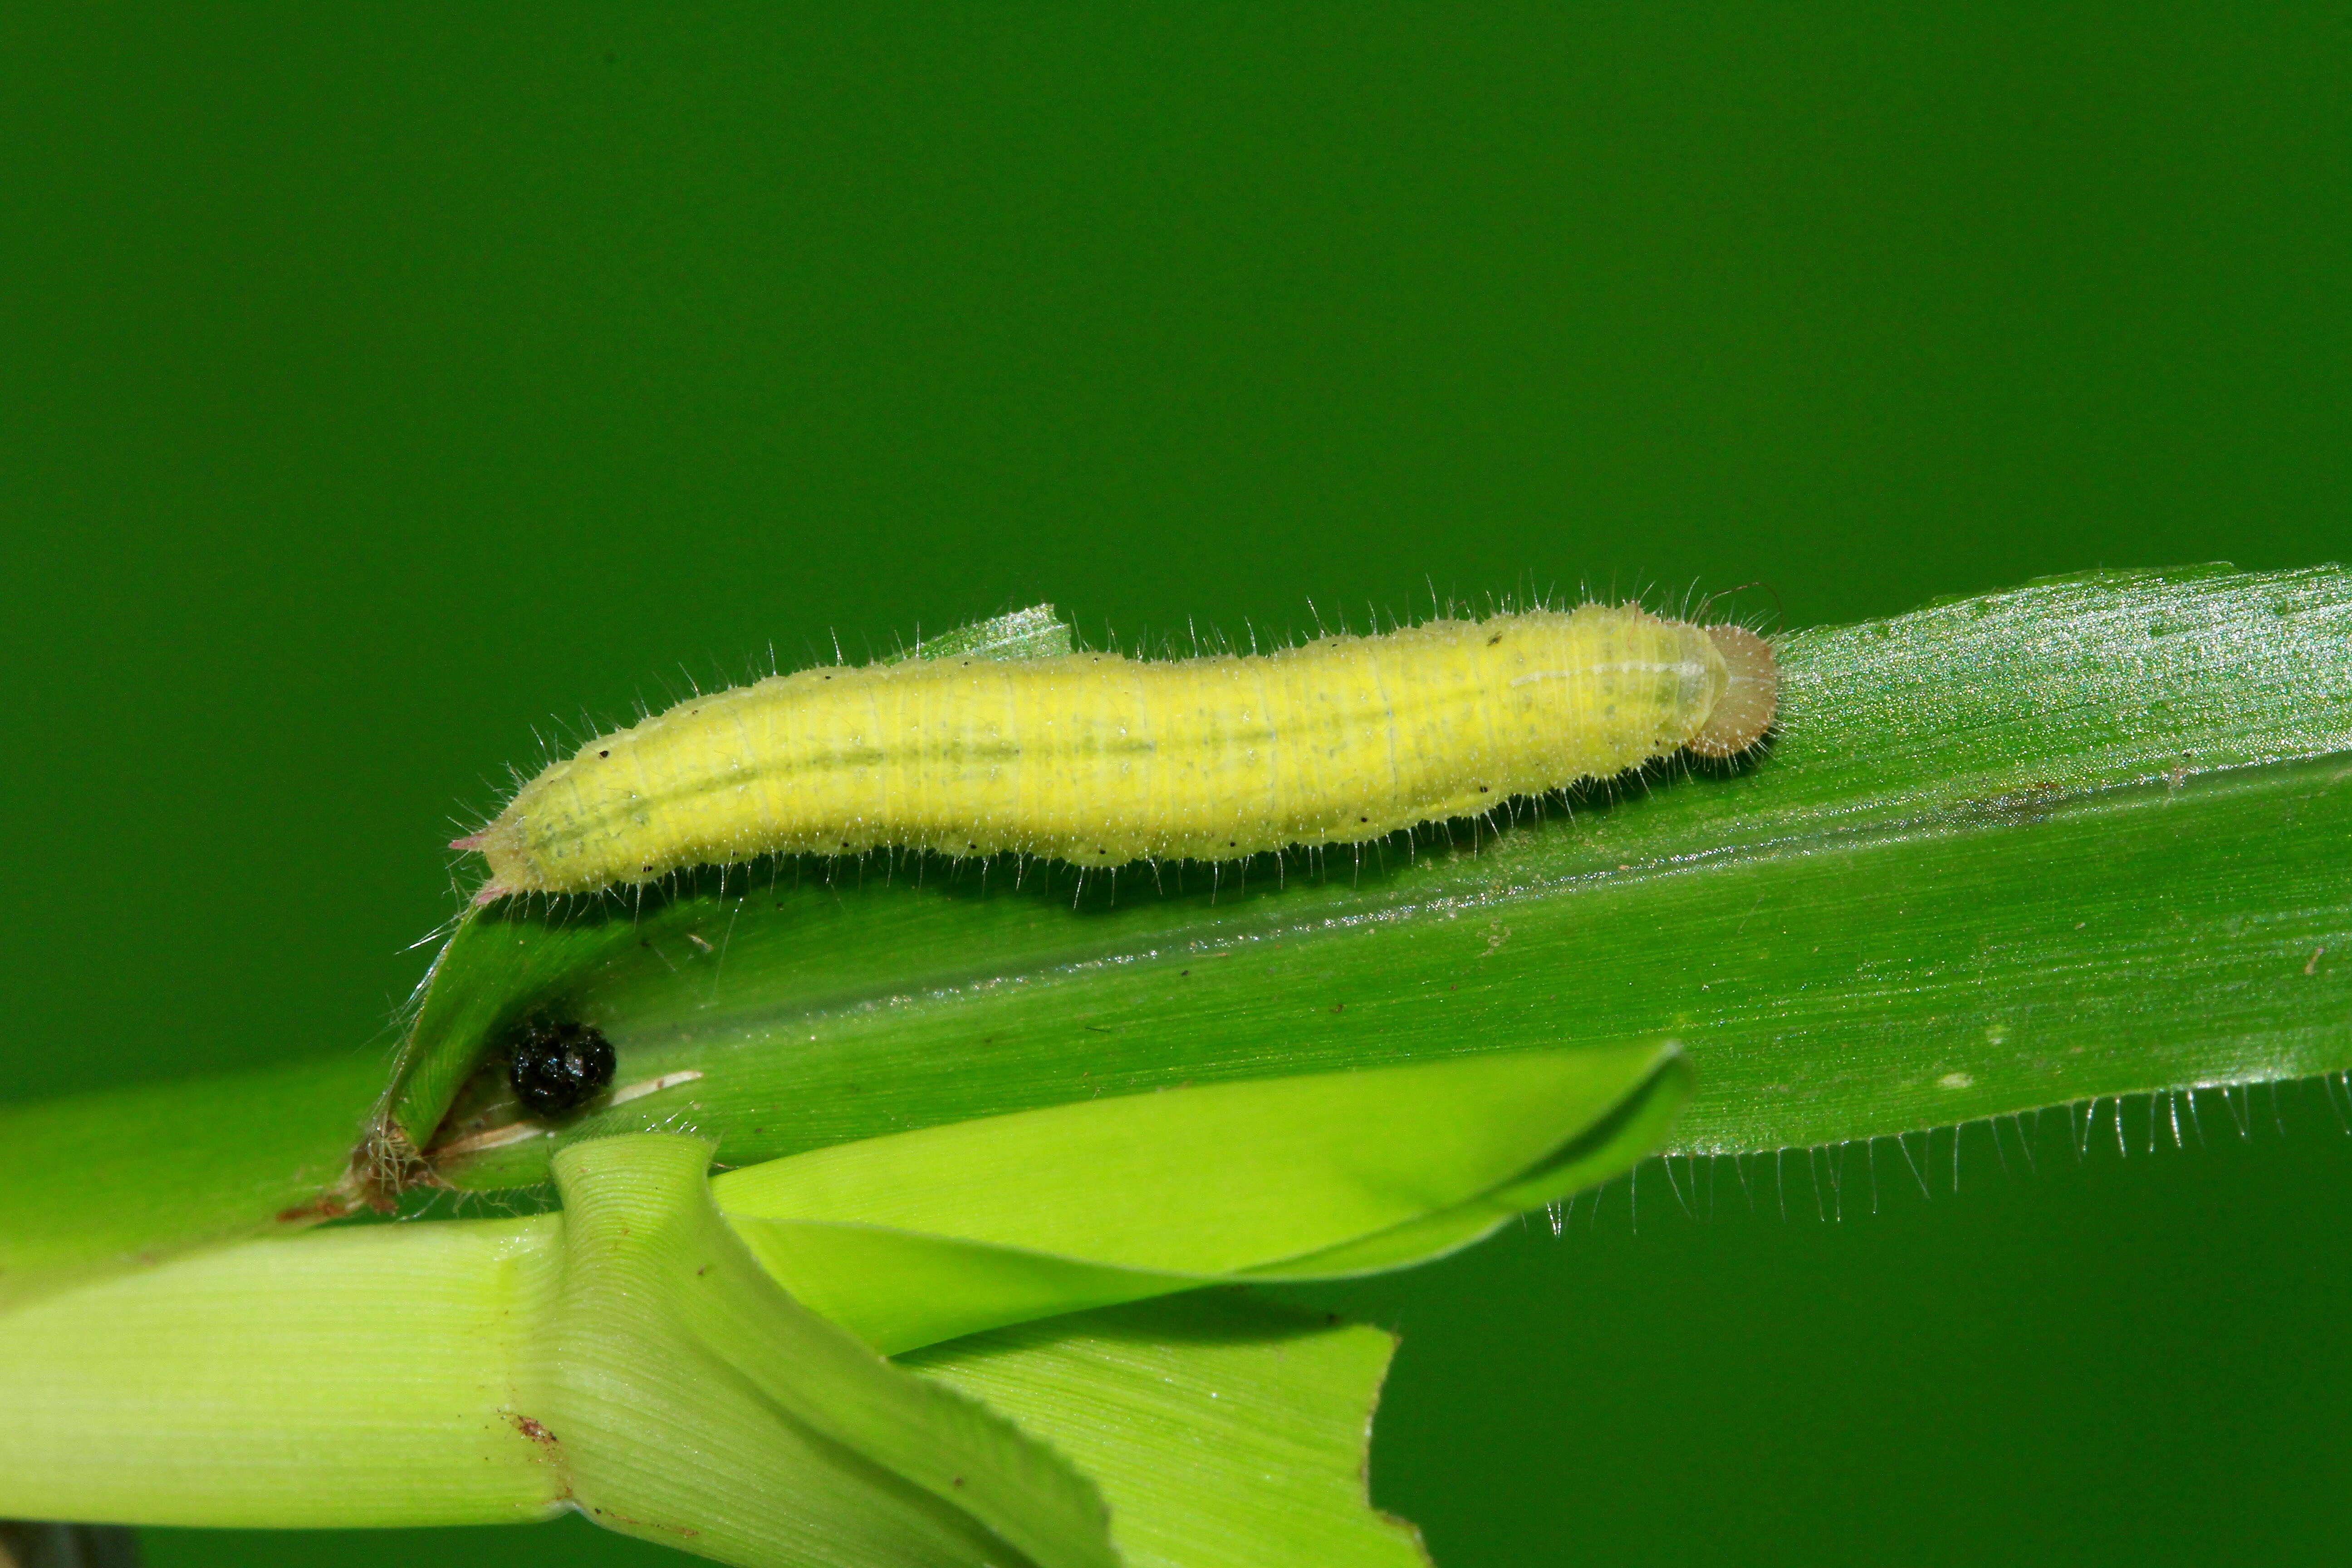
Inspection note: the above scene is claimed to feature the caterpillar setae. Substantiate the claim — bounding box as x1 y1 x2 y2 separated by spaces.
452 600 1778 901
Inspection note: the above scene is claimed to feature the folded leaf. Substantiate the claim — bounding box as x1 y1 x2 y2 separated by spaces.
715 1044 1686 1351
543 1136 1117 1568
0 1135 1117 1568
907 1294 1431 1568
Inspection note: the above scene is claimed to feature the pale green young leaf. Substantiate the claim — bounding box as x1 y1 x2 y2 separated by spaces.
0 1135 1118 1568
907 1294 1431 1568
544 1136 1117 1568
714 1044 1686 1352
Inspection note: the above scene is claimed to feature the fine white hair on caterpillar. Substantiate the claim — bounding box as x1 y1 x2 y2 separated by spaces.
451 599 1779 902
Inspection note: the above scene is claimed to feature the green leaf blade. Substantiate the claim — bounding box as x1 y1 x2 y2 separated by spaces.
392 564 2352 1191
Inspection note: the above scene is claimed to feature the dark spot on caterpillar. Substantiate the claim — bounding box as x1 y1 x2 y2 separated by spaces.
506 1016 616 1117
599 750 609 758
1487 632 1504 644
1359 816 1369 823
1478 785 1490 793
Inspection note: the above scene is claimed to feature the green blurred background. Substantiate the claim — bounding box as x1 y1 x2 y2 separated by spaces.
3 5 2345 1564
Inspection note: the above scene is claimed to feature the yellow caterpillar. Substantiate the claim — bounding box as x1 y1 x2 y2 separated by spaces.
455 601 1778 900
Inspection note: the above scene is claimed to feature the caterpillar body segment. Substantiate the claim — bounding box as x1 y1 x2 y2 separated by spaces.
459 602 1778 899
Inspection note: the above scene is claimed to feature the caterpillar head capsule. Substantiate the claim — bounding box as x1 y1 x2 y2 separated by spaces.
1686 624 1780 758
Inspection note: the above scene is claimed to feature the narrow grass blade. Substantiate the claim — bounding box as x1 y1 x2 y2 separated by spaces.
397 566 2351 1188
